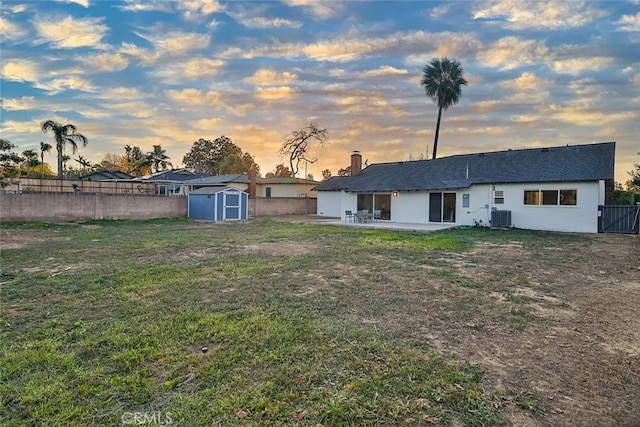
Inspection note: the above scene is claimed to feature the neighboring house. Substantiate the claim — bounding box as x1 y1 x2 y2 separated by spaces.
136 168 210 195
184 174 250 193
181 174 319 198
257 177 318 198
79 170 134 180
315 142 615 233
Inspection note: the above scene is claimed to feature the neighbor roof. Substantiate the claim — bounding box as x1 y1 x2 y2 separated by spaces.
79 170 133 180
258 177 319 185
189 186 242 195
314 142 615 192
138 168 210 182
185 174 249 185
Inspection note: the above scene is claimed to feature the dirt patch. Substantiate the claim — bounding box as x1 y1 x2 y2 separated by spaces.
435 234 640 427
242 241 317 256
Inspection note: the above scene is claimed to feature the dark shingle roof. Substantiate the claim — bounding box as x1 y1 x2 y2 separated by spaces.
314 142 615 192
138 169 210 182
79 170 133 180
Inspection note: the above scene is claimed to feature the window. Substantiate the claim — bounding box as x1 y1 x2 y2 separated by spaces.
524 190 540 205
560 190 577 205
524 189 577 206
541 190 558 205
494 190 504 205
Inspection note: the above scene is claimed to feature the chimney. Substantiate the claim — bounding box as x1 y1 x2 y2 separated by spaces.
351 151 362 176
248 168 257 198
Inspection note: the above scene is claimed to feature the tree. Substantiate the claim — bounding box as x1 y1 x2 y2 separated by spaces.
337 166 351 176
322 169 332 180
0 139 24 184
41 120 88 179
265 163 294 178
279 123 327 177
183 136 259 175
75 155 92 173
40 141 52 178
420 57 467 159
99 153 126 172
124 145 150 176
627 163 640 191
146 145 172 172
22 149 40 177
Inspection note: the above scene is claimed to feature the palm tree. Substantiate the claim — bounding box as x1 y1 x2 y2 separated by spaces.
75 155 92 173
146 145 172 172
420 57 467 159
41 120 88 179
22 149 40 177
39 141 52 178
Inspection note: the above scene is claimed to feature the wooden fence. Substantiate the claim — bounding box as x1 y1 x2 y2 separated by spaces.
3 178 156 195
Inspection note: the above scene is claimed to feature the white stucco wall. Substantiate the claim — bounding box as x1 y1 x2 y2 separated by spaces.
320 181 601 233
317 191 343 217
390 192 428 223
494 182 600 233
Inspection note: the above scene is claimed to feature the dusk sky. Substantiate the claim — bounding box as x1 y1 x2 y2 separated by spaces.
1 0 639 183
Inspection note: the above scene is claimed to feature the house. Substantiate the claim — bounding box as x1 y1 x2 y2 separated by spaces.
181 173 319 198
314 142 616 233
188 187 248 222
257 177 318 198
136 168 210 195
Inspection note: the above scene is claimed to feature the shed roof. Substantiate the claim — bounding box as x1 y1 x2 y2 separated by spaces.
189 186 243 195
314 142 615 192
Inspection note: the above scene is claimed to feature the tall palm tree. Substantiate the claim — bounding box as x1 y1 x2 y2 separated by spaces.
146 145 172 172
41 120 88 179
22 149 40 177
39 141 52 178
420 57 467 159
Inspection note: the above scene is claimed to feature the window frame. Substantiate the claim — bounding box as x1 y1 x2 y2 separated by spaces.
523 189 578 206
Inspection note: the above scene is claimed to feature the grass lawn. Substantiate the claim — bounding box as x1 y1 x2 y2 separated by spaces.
0 218 603 425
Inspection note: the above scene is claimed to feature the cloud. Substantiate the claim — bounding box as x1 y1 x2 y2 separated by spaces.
35 76 97 94
236 16 303 29
616 11 640 32
501 72 551 103
476 36 548 70
363 66 408 78
549 103 637 126
53 0 89 7
244 69 298 85
1 96 37 111
180 0 224 20
117 1 171 12
98 87 144 100
81 53 129 72
633 74 640 86
166 88 222 105
282 0 343 19
194 117 224 130
1 60 40 82
550 56 614 75
79 110 113 119
138 30 210 54
153 58 224 83
0 16 27 40
33 15 108 49
473 0 607 30
254 86 298 101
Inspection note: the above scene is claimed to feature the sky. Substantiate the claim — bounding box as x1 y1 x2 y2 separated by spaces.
1 0 639 184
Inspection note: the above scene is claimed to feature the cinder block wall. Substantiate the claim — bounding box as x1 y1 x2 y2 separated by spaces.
0 193 187 222
249 197 317 217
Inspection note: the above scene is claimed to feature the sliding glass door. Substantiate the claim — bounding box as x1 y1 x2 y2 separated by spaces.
429 192 456 223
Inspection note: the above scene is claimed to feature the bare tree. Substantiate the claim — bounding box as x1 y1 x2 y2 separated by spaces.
279 123 327 177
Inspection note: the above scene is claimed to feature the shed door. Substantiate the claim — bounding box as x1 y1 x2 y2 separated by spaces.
224 192 241 220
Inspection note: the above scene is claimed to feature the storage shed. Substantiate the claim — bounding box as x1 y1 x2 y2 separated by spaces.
188 187 248 222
